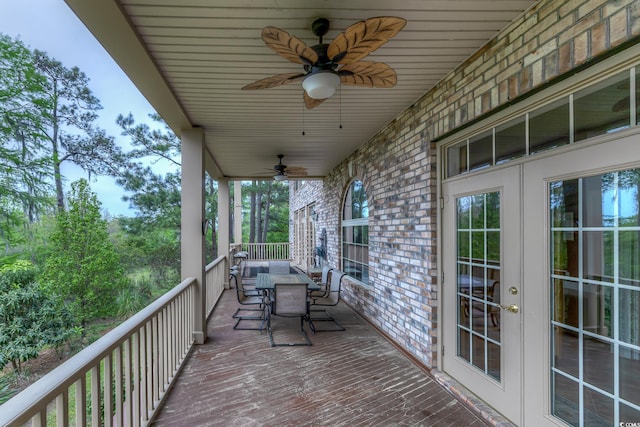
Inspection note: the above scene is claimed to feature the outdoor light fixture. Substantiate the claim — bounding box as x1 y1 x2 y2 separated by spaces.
302 71 340 99
273 173 287 182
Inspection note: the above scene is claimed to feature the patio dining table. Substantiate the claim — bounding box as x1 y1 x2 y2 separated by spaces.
255 272 320 292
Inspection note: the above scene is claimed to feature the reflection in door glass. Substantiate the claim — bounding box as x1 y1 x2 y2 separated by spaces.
456 191 501 380
549 167 640 426
574 70 630 141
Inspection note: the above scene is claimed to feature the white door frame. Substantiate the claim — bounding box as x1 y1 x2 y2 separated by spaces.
441 164 523 424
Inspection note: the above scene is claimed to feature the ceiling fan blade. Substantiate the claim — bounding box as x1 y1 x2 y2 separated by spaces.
241 72 306 90
339 61 397 88
284 166 307 174
262 26 319 65
303 91 327 109
327 16 406 65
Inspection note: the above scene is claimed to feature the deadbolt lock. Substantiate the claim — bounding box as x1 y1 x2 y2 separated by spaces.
508 286 518 295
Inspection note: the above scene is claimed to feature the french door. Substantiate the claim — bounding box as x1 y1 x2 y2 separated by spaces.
442 165 523 424
523 134 640 426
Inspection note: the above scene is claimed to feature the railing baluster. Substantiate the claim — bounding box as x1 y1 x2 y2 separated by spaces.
157 310 164 399
56 389 69 426
163 309 168 394
115 345 123 427
32 409 46 427
169 302 175 377
163 306 168 395
76 375 87 426
132 331 140 427
124 338 133 426
104 353 113 427
91 365 100 426
139 325 148 424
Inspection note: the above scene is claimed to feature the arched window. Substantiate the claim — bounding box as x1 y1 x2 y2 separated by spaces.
341 180 369 284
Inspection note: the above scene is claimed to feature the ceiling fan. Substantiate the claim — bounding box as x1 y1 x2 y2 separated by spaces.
242 16 406 109
269 155 308 181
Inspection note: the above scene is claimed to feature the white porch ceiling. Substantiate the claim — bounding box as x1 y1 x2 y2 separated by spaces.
65 0 538 180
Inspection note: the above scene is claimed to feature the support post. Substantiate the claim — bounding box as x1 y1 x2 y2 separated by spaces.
234 180 243 246
181 128 206 344
218 179 231 288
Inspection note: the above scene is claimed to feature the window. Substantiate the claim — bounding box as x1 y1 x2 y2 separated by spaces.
342 180 369 284
445 68 637 178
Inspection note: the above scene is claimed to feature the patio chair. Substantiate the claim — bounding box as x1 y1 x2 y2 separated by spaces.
267 282 312 346
268 260 290 274
233 251 248 277
232 270 264 330
309 266 333 299
230 266 257 292
309 269 347 331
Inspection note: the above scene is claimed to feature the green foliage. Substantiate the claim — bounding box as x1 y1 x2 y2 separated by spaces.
116 275 152 318
0 260 76 373
0 34 54 223
118 227 180 285
42 180 127 328
115 112 192 279
117 112 180 167
243 181 289 243
116 113 183 236
0 374 15 405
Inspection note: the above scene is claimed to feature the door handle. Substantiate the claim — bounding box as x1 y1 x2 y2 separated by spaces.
499 304 519 313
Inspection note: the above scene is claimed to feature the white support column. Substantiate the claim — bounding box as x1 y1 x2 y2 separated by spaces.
218 179 231 288
180 127 206 345
234 180 243 245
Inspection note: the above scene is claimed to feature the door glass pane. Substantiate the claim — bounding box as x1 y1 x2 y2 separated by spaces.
549 167 640 426
574 70 630 141
552 373 579 426
621 402 640 425
456 191 501 381
620 346 640 407
583 336 614 393
583 387 614 426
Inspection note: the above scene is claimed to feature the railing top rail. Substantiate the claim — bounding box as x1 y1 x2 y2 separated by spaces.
205 255 226 272
0 277 198 426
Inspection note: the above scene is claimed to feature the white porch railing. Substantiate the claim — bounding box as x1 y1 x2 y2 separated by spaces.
0 271 213 427
205 255 227 317
241 242 290 260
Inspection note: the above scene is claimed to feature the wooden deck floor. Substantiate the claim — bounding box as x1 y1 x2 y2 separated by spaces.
150 287 490 426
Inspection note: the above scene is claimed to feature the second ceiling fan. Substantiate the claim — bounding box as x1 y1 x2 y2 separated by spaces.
269 155 308 181
242 16 406 109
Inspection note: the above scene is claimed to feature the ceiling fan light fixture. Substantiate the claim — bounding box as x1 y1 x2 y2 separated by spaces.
273 173 288 182
302 71 340 99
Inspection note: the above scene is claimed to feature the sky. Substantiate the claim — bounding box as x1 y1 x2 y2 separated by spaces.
0 0 164 217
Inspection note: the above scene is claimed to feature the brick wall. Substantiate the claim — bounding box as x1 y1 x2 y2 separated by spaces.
290 0 640 368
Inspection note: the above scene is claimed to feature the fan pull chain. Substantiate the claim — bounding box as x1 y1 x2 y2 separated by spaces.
339 85 343 129
302 98 306 136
